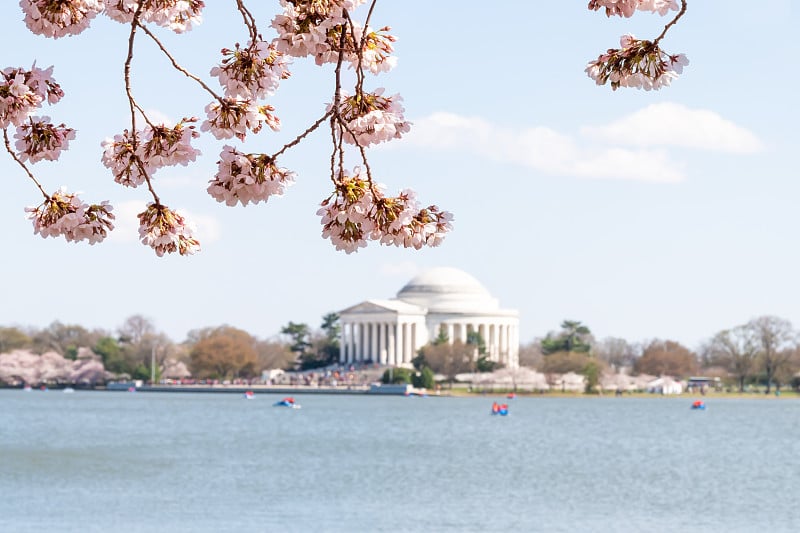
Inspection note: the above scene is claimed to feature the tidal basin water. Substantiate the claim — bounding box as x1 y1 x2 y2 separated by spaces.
1 391 799 532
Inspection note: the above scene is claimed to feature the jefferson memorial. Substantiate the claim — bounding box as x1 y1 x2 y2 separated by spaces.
338 267 520 369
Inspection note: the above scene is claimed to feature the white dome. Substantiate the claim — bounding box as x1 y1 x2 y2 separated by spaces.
396 267 499 312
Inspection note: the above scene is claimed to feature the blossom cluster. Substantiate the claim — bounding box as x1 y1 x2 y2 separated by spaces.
585 34 688 90
271 1 396 74
588 0 678 18
104 0 205 33
204 40 289 141
21 0 206 38
101 118 201 187
8 1 454 257
25 187 114 244
201 98 280 140
20 0 103 38
333 89 410 147
1 65 63 129
317 168 453 254
137 202 200 257
210 40 291 100
13 116 75 163
207 145 295 207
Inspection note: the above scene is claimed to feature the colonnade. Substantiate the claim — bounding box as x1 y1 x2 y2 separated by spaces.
436 320 519 368
340 320 421 366
340 317 520 368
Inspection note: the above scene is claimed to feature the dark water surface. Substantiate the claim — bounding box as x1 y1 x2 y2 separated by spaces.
1 390 799 532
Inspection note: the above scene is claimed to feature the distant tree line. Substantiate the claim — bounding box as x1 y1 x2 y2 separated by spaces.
3 313 800 392
518 316 800 393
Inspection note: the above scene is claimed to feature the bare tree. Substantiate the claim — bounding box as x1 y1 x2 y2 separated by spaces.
29 321 103 358
748 316 796 393
518 340 544 369
189 326 258 380
707 325 759 392
633 339 697 378
419 340 475 384
594 337 638 371
117 314 156 345
255 338 295 372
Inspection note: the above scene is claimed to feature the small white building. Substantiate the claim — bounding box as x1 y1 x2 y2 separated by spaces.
646 376 684 395
339 267 520 368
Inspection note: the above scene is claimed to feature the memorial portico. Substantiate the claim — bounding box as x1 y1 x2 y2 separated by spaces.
339 267 520 368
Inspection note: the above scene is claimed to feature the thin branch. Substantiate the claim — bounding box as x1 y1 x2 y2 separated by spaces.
654 0 688 45
136 22 224 103
3 128 49 199
235 0 259 43
272 109 333 160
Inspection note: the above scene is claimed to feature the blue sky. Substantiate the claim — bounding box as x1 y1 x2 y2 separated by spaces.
1 1 798 350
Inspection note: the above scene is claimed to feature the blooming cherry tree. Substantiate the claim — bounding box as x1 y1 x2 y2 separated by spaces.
2 0 688 256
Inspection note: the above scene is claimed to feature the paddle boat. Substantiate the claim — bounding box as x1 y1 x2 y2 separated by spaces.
491 402 509 416
691 400 706 410
274 396 301 409
243 390 255 400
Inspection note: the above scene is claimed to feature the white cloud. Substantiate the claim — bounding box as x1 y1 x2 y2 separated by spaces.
106 200 221 245
580 102 764 154
406 112 686 183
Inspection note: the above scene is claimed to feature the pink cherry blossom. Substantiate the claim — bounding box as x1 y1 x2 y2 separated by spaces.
0 65 62 128
101 129 148 187
317 168 452 253
14 116 75 163
211 41 291 100
588 0 678 18
201 98 280 140
333 89 410 147
103 0 205 33
137 202 200 256
25 187 114 244
585 34 688 90
139 118 201 170
207 145 295 207
20 0 103 38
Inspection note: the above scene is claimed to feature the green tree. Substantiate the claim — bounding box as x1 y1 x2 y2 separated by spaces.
382 367 412 384
583 360 601 394
432 325 449 346
540 320 593 355
93 336 125 374
466 330 486 355
316 312 341 367
412 367 435 389
281 322 312 357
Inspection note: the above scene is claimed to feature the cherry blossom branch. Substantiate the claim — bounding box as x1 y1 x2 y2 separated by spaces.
3 128 48 199
654 0 688 46
124 5 160 205
272 109 333 160
136 22 223 104
235 0 259 44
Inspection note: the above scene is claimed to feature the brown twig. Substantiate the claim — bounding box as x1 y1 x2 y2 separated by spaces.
654 0 688 45
3 128 49 199
136 22 224 103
